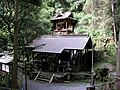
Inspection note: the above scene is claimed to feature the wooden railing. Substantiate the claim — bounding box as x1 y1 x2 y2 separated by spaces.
93 80 115 90
0 87 11 90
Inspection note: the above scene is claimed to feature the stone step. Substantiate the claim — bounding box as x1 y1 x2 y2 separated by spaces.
37 77 50 82
40 72 53 76
34 72 54 83
38 75 51 79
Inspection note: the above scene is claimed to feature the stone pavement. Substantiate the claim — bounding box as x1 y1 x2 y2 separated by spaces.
23 80 90 90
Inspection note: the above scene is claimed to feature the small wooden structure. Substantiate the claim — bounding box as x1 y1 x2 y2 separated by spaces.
0 55 13 73
27 34 92 72
26 12 92 81
0 54 13 87
51 12 77 35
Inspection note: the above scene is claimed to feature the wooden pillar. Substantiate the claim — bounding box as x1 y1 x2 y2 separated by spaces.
81 51 83 71
66 21 67 29
83 49 87 70
25 47 29 62
70 50 74 69
56 23 57 30
41 53 43 71
77 50 82 71
72 50 74 62
84 48 88 70
78 50 80 72
86 48 88 69
32 52 34 60
25 60 27 90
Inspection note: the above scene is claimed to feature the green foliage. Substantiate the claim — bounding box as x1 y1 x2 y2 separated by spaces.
0 1 119 87
0 34 8 50
0 0 118 65
21 0 42 6
74 12 92 34
0 0 51 60
78 0 116 64
0 74 10 87
95 68 110 82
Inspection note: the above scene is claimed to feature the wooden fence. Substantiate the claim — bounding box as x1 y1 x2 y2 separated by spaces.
17 64 24 90
0 64 24 90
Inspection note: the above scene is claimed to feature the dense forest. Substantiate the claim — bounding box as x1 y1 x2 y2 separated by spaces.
0 0 120 65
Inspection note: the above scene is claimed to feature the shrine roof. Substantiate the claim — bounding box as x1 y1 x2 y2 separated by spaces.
27 34 92 53
51 12 77 21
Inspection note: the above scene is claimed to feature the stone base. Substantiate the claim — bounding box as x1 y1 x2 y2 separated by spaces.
86 86 95 90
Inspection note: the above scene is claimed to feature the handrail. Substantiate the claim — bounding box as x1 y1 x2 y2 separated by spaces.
49 74 55 84
34 71 41 81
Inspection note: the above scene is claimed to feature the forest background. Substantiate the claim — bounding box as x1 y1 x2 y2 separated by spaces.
0 0 120 66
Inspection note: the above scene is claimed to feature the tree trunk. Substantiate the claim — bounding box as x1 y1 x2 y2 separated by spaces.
12 0 19 89
111 0 117 45
116 31 120 75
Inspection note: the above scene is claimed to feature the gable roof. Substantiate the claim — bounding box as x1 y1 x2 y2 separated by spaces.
27 34 92 54
0 55 13 64
51 12 74 21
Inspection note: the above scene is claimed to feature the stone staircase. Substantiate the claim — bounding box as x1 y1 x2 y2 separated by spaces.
34 71 55 83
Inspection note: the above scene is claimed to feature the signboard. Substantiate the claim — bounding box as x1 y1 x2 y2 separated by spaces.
2 64 9 72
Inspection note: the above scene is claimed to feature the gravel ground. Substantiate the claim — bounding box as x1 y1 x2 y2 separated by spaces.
23 80 90 90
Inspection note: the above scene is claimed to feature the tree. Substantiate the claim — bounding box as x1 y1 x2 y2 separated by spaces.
12 0 19 88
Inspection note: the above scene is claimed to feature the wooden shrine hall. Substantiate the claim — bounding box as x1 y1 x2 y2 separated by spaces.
26 12 92 73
